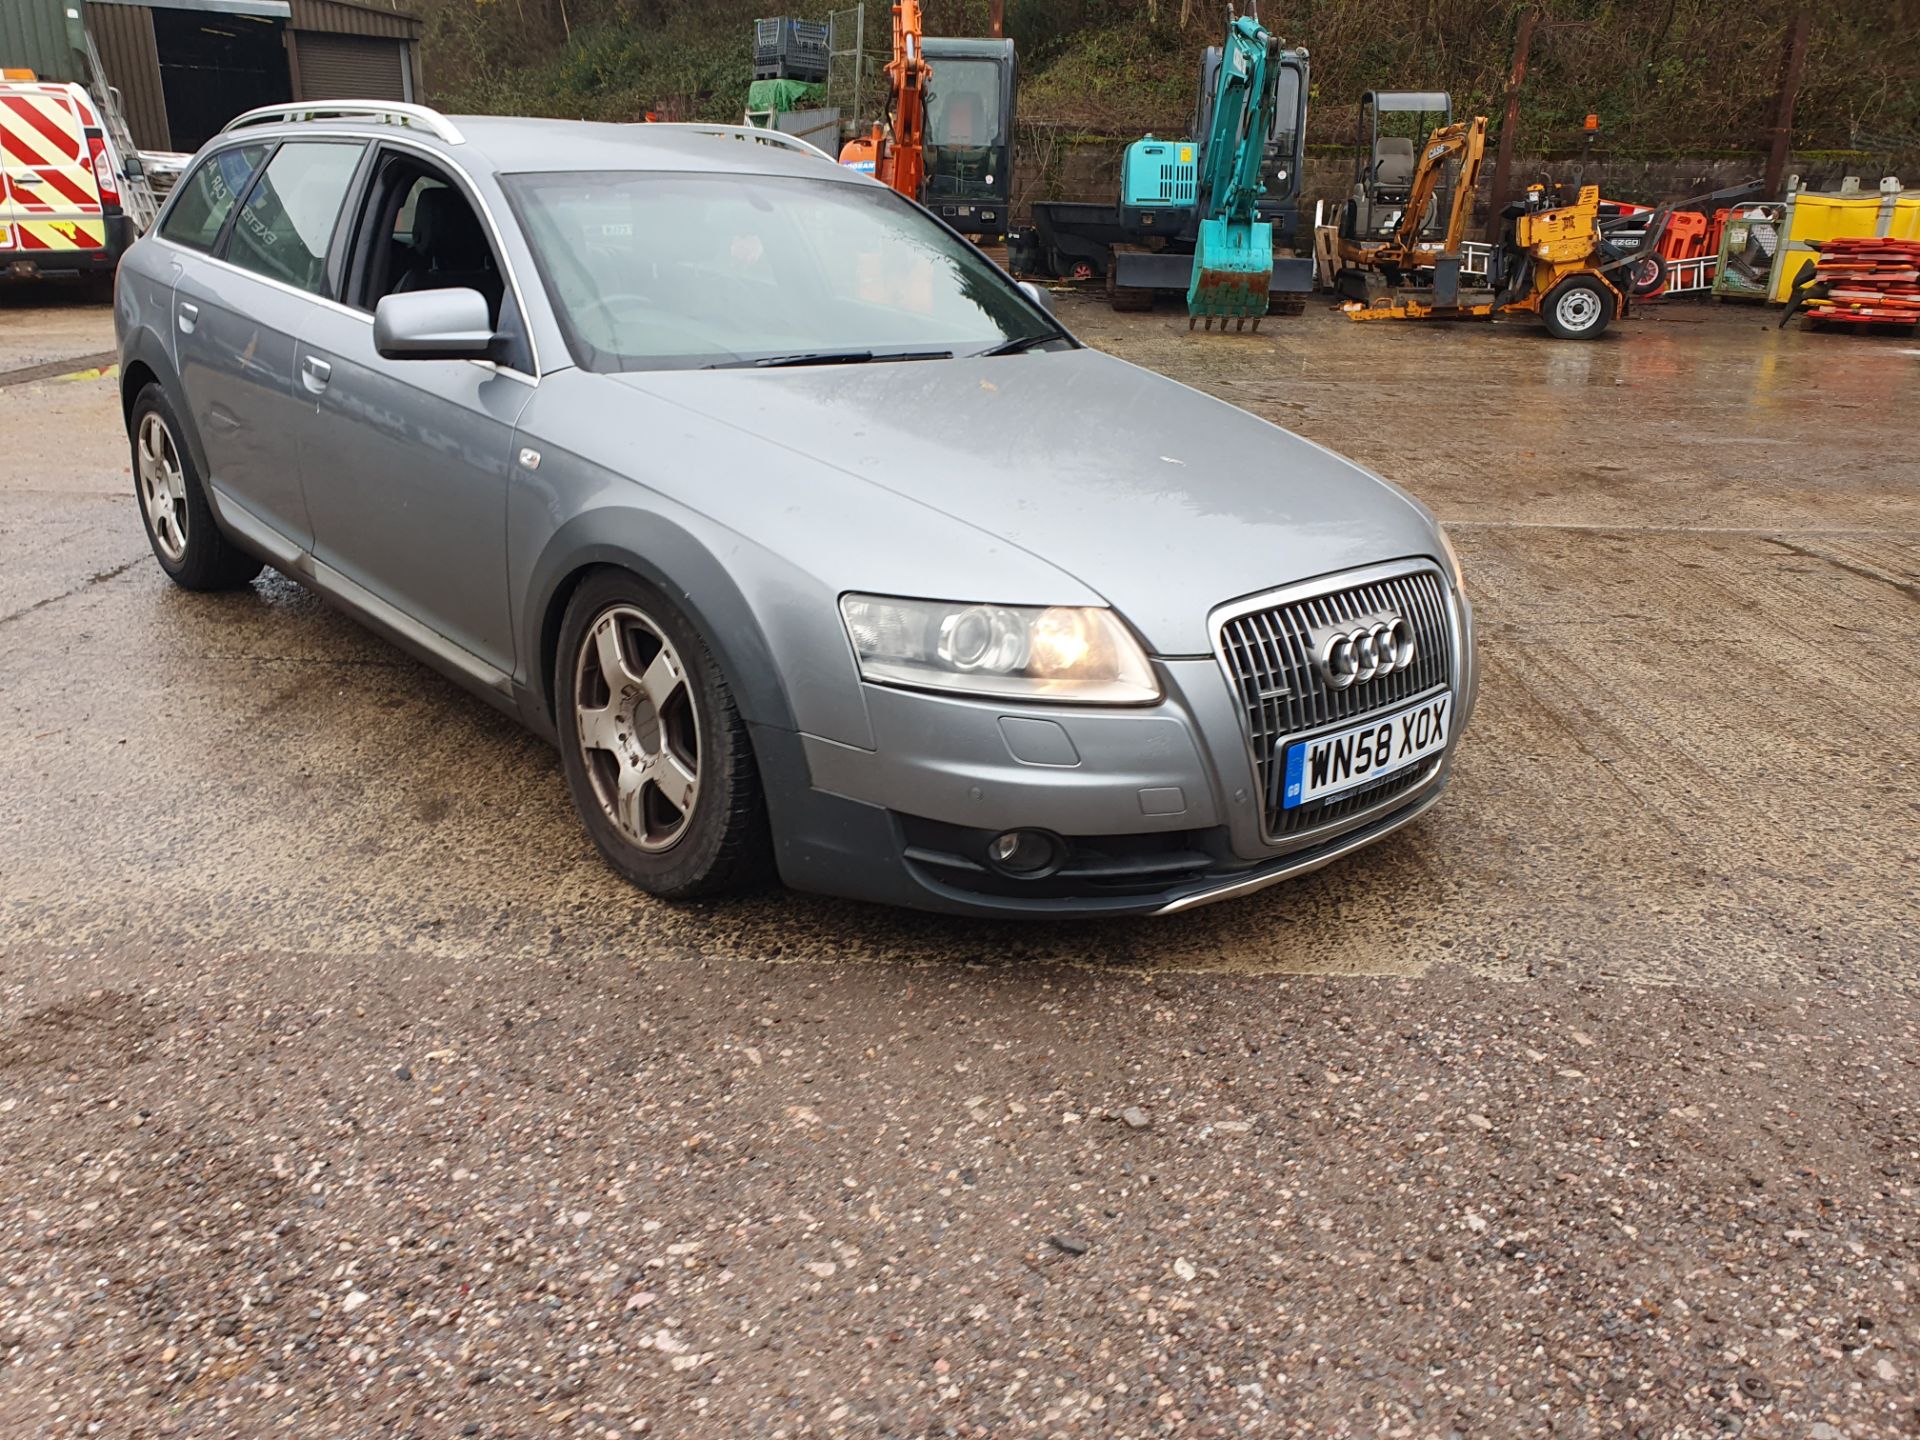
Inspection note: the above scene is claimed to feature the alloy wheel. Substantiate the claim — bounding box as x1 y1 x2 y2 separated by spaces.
573 604 701 852
137 412 189 562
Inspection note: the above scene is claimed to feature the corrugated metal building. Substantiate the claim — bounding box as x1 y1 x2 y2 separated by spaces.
2 0 423 154
0 0 90 84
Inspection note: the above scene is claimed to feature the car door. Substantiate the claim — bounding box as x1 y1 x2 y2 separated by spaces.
170 139 364 556
293 151 534 682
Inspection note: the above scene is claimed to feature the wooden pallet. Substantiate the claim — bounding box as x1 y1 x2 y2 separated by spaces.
1312 225 1340 291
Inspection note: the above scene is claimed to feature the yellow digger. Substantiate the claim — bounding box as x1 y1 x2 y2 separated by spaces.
1334 112 1626 340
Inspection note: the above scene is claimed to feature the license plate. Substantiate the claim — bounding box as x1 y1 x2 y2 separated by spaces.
1281 693 1451 810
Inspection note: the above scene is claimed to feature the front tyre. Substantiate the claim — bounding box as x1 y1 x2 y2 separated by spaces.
556 570 772 900
1541 275 1616 340
129 383 262 590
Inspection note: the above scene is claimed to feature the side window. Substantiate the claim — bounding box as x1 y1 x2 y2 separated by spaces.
224 142 365 295
157 144 268 252
347 153 509 337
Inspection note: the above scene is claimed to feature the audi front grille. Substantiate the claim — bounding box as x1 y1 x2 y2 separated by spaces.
1212 561 1456 842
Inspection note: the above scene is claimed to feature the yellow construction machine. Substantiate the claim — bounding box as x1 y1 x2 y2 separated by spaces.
1334 112 1626 339
1336 110 1486 279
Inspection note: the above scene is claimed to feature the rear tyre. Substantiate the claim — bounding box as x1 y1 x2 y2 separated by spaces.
1541 275 1615 340
1625 252 1667 298
129 383 262 590
555 569 773 901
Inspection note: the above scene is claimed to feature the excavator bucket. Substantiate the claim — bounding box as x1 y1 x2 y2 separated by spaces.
1188 216 1273 329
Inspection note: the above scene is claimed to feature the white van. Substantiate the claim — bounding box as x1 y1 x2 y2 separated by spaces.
0 76 136 283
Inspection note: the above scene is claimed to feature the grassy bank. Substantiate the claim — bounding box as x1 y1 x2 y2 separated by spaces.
420 0 1918 160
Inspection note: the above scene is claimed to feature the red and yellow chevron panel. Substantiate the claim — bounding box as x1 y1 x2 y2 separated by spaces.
1 88 101 219
12 218 106 251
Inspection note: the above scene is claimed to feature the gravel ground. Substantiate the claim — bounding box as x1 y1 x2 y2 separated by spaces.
2 954 1916 1437
1 283 1917 1437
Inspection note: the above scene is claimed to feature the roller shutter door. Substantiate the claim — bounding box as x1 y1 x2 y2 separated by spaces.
297 32 407 101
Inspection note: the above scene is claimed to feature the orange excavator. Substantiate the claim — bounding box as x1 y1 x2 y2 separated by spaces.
839 0 929 201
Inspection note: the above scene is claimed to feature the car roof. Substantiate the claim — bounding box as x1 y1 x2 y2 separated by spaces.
457 116 843 176
213 108 856 184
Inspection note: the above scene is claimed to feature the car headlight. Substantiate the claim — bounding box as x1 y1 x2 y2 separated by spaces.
839 594 1160 704
1435 526 1466 591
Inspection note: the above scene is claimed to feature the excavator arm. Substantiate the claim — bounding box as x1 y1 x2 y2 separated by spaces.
1194 15 1277 227
1388 116 1487 259
881 0 929 199
1187 13 1281 327
839 0 930 201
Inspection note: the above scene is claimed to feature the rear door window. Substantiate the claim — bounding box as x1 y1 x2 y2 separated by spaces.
224 141 365 295
159 144 268 251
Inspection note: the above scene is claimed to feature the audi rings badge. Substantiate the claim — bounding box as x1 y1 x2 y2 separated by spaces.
1314 615 1415 690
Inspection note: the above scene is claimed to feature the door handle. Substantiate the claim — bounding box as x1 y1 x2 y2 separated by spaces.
300 355 331 394
176 301 198 335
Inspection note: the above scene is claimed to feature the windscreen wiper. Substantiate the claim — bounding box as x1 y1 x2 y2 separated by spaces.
975 330 1068 357
704 349 953 370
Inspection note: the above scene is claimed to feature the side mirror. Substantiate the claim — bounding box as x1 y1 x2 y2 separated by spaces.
373 288 496 362
1018 279 1054 316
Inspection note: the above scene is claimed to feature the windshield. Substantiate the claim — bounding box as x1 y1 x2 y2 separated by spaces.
925 59 1006 151
503 171 1052 372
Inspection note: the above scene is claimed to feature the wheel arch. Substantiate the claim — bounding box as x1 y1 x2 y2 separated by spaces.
118 334 210 478
521 512 803 746
120 358 161 426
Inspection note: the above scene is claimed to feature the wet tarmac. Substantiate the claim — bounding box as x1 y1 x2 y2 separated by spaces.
3 287 1914 985
2 281 1918 1437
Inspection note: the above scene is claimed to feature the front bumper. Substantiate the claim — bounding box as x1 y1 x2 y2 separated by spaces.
758 578 1476 919
758 719 1459 918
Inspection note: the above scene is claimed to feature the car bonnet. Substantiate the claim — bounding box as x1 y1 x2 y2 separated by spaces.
610 347 1440 655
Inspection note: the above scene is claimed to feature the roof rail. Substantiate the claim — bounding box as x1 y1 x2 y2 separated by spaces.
661 122 835 162
223 102 464 145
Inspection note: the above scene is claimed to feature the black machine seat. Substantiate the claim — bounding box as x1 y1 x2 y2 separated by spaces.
394 186 503 321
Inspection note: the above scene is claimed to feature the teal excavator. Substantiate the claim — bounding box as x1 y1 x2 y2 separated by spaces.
1185 11 1285 328
1014 9 1307 328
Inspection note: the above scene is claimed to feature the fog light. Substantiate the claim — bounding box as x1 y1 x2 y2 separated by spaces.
988 829 1060 877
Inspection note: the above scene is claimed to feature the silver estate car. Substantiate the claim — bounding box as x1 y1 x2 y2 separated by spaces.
116 102 1476 918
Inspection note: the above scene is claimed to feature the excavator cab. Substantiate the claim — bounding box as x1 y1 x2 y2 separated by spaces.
920 37 1017 242
1341 91 1453 243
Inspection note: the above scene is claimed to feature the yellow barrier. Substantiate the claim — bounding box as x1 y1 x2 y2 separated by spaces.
1770 187 1920 301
